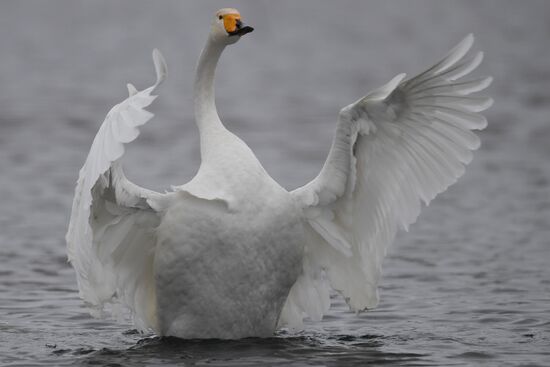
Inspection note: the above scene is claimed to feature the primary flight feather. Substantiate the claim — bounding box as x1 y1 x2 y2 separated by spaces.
66 8 492 338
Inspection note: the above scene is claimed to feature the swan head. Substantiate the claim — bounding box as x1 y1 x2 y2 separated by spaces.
210 8 254 45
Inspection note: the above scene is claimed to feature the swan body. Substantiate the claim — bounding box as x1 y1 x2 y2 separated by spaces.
155 186 304 338
66 8 492 339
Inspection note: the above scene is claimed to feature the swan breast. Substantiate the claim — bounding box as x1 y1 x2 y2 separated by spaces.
153 189 305 338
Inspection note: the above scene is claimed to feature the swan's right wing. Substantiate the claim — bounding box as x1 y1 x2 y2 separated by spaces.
66 50 168 331
281 35 492 328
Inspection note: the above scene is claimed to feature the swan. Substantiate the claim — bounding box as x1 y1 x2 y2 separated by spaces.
66 8 492 339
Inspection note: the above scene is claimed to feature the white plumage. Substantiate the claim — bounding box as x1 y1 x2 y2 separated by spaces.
66 8 492 339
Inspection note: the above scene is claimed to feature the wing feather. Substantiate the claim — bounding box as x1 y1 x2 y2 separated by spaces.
281 35 492 328
66 50 167 331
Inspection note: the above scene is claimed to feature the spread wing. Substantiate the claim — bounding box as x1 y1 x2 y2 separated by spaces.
281 35 492 327
66 50 168 332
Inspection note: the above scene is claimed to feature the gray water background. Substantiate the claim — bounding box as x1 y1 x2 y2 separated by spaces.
0 1 549 366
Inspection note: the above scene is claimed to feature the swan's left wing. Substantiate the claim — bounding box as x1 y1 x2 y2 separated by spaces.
66 50 168 331
281 35 492 328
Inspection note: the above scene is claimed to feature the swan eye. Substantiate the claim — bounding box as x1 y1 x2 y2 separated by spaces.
218 15 223 20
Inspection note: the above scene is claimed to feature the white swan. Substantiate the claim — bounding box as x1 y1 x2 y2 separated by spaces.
66 8 492 339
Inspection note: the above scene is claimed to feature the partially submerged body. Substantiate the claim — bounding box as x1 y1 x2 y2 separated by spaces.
66 8 492 339
155 184 304 338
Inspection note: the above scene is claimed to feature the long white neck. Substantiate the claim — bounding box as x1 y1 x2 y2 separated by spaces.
194 37 226 137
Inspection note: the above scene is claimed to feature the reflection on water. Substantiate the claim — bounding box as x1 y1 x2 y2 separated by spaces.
76 334 427 367
1 1 549 366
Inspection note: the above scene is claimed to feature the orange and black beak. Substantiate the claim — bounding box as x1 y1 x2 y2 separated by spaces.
224 14 254 37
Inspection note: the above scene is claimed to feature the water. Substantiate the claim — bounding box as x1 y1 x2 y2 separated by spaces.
1 1 549 366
